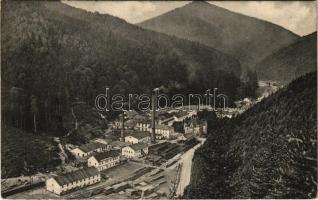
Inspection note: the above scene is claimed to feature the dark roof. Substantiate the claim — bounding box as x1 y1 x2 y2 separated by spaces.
92 150 120 162
110 141 130 148
78 142 105 153
184 132 195 139
162 118 175 125
185 118 207 126
125 119 137 127
130 143 148 151
53 167 100 186
126 131 150 139
174 111 189 118
150 124 173 130
125 110 139 118
104 130 121 141
157 112 174 120
135 118 151 124
133 113 148 120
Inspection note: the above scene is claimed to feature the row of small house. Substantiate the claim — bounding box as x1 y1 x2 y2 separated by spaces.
134 117 207 138
69 120 206 163
45 127 204 196
46 132 151 195
45 110 206 196
70 132 150 159
113 110 194 130
46 146 147 195
113 111 207 139
46 127 206 196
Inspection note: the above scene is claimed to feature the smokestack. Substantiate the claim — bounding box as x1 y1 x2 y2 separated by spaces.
151 93 156 143
120 111 125 141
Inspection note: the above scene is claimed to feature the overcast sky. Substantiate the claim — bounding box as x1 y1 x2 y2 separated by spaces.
63 1 316 36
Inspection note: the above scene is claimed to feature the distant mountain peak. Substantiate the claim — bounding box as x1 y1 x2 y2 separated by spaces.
187 1 210 6
138 2 299 71
181 1 227 12
187 1 224 8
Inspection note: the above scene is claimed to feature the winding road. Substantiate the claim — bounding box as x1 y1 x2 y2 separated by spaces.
176 138 206 197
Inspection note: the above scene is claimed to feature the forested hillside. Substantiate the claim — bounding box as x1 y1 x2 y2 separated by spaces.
256 32 317 83
138 1 298 71
184 72 317 198
1 1 255 135
2 127 61 178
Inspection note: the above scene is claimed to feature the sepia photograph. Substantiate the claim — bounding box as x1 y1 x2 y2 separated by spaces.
1 0 317 199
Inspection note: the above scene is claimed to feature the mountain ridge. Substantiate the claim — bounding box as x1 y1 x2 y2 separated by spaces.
256 31 317 83
138 1 299 71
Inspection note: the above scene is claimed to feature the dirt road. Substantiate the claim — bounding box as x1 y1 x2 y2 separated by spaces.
176 138 206 197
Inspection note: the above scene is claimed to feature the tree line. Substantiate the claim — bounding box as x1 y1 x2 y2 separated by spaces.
1 1 258 135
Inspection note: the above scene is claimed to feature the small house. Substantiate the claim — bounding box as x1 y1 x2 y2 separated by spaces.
70 142 107 158
122 143 149 159
87 150 121 171
149 124 174 140
124 131 151 144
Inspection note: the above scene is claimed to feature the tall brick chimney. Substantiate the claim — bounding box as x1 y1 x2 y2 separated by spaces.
120 111 125 141
151 93 156 143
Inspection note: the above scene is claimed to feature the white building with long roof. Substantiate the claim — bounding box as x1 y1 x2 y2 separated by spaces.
46 167 100 195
